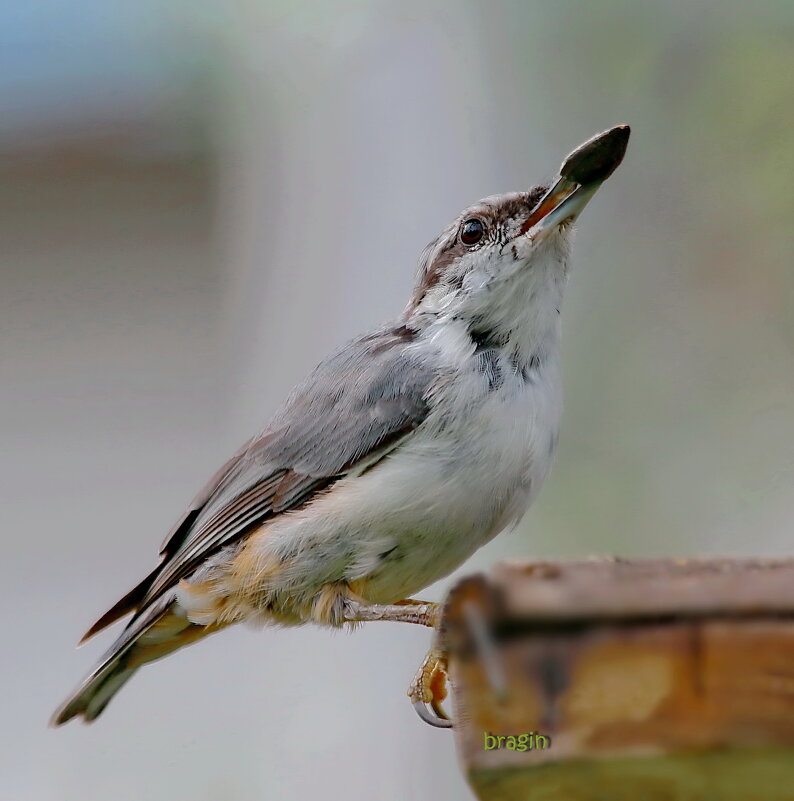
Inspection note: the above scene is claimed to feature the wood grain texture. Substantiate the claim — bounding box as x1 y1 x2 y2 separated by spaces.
441 558 794 801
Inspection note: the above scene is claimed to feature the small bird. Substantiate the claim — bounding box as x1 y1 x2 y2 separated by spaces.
53 125 630 727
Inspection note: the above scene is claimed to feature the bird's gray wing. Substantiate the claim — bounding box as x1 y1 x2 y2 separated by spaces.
85 324 435 638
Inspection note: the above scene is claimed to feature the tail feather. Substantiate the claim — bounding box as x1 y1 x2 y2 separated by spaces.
52 601 216 726
52 658 139 725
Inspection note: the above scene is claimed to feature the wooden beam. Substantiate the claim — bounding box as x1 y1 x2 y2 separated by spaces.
440 558 794 801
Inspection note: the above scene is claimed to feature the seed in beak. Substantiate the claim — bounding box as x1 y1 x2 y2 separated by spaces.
561 124 630 186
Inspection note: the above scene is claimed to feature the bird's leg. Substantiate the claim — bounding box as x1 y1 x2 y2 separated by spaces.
343 598 440 627
342 597 452 727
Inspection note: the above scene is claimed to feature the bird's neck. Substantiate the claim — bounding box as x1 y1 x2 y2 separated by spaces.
468 305 562 371
407 297 562 376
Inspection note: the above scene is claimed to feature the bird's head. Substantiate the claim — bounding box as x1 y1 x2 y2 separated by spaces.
405 125 630 356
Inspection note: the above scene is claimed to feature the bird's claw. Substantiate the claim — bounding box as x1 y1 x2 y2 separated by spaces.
409 648 453 728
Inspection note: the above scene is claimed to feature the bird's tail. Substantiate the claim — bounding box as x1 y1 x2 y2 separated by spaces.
52 600 221 725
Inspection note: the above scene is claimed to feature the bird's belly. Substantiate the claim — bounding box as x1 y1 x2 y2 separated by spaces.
353 401 558 600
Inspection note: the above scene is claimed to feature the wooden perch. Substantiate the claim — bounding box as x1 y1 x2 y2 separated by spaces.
440 558 794 801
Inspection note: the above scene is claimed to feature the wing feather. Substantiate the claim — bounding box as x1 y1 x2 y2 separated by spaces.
85 324 435 638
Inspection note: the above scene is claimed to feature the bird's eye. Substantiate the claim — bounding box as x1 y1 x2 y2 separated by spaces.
460 218 486 246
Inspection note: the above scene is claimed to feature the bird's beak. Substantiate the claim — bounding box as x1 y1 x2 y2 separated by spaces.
519 124 630 240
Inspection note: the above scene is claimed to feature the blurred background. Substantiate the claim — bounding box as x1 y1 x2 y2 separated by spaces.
2 1 793 798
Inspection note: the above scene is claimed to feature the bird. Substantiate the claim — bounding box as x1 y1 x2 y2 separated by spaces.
53 124 630 727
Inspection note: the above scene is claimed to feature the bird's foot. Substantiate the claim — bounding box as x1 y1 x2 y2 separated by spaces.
408 646 452 728
340 596 452 727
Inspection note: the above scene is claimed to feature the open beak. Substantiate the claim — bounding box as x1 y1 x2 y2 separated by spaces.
519 124 630 239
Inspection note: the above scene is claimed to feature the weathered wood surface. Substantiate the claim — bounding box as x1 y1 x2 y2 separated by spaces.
442 558 794 801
